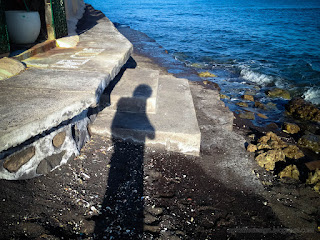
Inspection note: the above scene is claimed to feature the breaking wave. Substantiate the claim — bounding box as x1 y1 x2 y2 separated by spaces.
239 66 274 85
303 87 320 105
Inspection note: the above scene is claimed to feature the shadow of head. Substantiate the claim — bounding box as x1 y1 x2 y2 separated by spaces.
133 84 152 98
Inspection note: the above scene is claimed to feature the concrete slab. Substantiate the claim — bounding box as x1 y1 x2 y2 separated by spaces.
90 74 201 156
108 68 159 113
0 87 94 153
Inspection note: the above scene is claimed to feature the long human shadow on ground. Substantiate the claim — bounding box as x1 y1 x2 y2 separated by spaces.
93 84 155 239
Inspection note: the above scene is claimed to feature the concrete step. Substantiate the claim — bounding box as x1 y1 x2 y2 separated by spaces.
90 72 201 156
107 68 159 114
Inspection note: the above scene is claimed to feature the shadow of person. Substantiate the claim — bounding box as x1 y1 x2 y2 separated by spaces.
94 84 155 239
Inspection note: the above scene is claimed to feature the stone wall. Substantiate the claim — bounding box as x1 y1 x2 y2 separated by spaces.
0 110 90 180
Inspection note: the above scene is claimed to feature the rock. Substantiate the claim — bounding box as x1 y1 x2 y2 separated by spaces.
257 113 268 119
0 57 25 80
247 144 257 152
266 88 291 100
143 225 161 233
298 134 320 153
52 131 66 148
305 160 320 171
236 102 248 107
242 95 254 101
198 71 217 78
255 149 286 171
306 169 320 185
286 98 320 122
313 182 320 193
257 132 288 150
219 94 230 99
145 206 163 216
282 122 300 134
239 111 255 120
191 63 205 68
254 101 265 109
283 145 304 159
144 214 158 225
279 165 300 180
36 151 66 175
202 80 221 91
3 146 36 173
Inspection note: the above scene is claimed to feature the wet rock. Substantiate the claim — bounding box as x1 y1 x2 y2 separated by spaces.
247 144 257 153
305 160 320 171
254 101 266 109
242 95 254 101
202 80 221 91
266 88 291 100
257 113 268 119
198 71 217 78
286 98 320 122
52 131 66 148
219 93 230 99
298 134 320 153
282 122 300 134
306 169 320 185
191 63 205 68
239 111 255 120
236 102 248 107
283 145 304 159
279 165 300 181
255 150 286 171
3 146 36 173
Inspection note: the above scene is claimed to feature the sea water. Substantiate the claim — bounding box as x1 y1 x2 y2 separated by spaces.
86 0 320 105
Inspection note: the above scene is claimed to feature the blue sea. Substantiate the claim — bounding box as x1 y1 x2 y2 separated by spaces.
86 0 320 105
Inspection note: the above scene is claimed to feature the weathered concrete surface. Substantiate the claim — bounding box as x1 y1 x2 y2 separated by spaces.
0 58 25 80
90 69 201 156
0 6 132 154
107 68 159 113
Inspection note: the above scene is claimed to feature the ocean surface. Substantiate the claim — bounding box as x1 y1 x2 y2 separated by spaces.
86 0 320 105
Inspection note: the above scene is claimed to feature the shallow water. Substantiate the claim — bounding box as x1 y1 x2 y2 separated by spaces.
87 0 320 105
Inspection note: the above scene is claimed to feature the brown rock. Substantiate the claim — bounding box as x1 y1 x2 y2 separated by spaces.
239 111 255 120
257 132 288 150
36 151 66 175
298 134 320 153
247 144 257 152
282 122 300 134
266 88 291 100
236 102 248 107
52 131 66 148
144 225 161 233
255 149 286 171
286 98 320 122
305 160 320 171
283 145 304 159
242 95 254 101
3 146 35 173
279 165 300 180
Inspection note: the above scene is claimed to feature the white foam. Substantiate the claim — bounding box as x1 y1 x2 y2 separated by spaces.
240 66 273 85
303 87 320 105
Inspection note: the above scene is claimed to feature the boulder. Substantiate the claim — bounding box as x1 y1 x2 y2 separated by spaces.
283 145 304 159
266 88 291 100
254 101 266 109
255 149 286 171
279 165 300 181
306 169 320 185
282 122 300 134
298 134 320 153
257 132 288 150
286 98 320 122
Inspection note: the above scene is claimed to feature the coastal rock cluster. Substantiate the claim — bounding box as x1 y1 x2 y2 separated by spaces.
286 98 320 122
